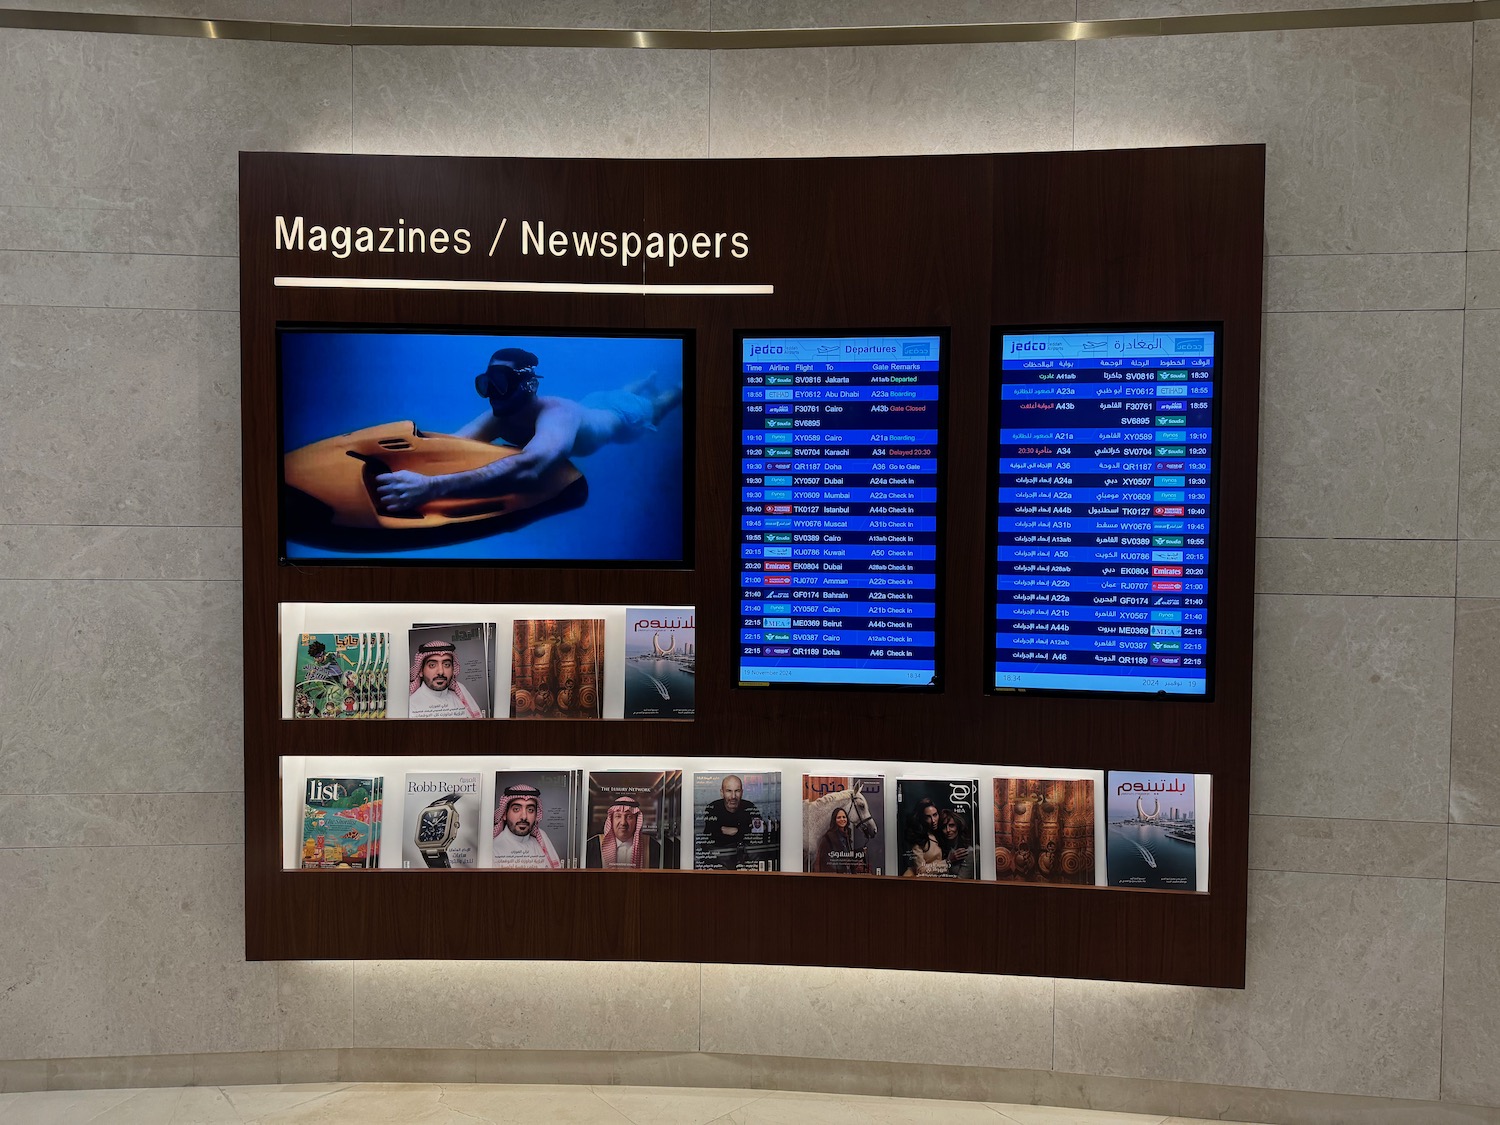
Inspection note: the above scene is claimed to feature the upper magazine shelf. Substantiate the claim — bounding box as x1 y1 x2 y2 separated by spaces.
281 602 695 722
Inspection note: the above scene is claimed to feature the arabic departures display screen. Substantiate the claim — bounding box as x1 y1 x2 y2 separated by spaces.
736 332 946 691
989 326 1220 698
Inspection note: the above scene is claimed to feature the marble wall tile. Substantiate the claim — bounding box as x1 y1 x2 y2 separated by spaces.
709 0 1075 27
1265 253 1465 313
352 46 709 158
351 961 700 1051
1250 815 1447 879
708 42 1073 157
1055 870 1446 1100
1468 251 1500 309
1442 881 1500 1107
1255 538 1455 597
0 580 242 793
1252 594 1453 822
0 526 241 580
277 963 353 1052
1258 312 1461 539
1450 599 1500 825
699 963 1054 1071
355 0 708 27
0 307 239 527
1460 521 1498 585
0 29 349 256
1449 825 1500 883
4 0 348 18
0 793 242 848
0 203 136 256
1076 25 1471 255
1457 541 1500 597
1470 21 1500 252
0 250 237 312
1460 311 1500 538
0 844 277 1060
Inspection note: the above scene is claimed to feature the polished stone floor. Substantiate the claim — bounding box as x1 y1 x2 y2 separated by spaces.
0 1083 1269 1124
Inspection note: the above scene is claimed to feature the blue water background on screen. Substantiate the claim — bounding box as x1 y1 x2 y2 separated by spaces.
280 331 686 562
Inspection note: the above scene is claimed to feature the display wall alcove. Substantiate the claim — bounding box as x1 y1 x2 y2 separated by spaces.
241 145 1264 986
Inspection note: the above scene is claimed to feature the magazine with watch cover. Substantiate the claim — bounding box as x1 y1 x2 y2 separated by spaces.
1105 771 1201 890
992 775 1096 885
492 769 583 869
896 778 979 879
693 771 780 871
623 608 695 719
407 623 495 719
510 618 605 719
300 776 383 868
584 770 680 869
401 771 482 868
802 774 886 875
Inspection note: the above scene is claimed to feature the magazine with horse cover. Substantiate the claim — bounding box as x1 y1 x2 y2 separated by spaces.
1105 771 1202 890
400 771 482 868
300 776 383 869
992 775 1097 885
492 769 583 869
896 778 979 879
623 608 695 719
693 771 781 871
510 618 605 719
407 623 495 719
802 774 886 875
292 632 391 719
584 770 680 869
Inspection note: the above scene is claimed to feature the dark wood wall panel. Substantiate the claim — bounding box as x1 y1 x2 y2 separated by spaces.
241 147 1263 986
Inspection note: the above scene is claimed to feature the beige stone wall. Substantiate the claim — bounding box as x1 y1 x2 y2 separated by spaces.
1 1 1497 1113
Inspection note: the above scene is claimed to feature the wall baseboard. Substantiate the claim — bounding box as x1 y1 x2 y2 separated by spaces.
1 1049 1496 1124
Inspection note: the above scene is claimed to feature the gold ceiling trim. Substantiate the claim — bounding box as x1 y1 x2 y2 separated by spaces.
0 2 1491 48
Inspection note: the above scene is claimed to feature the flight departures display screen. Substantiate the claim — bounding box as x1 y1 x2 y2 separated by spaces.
990 327 1220 699
737 332 945 691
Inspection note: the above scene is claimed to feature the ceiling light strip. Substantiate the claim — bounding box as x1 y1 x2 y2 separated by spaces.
0 2 1491 49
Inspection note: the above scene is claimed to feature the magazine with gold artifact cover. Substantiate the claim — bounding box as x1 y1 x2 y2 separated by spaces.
510 619 604 719
993 775 1095 885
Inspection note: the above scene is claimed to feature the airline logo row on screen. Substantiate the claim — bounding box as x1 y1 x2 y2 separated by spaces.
741 336 941 363
1003 331 1215 360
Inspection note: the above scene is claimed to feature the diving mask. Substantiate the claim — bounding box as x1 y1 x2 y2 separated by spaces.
474 363 540 413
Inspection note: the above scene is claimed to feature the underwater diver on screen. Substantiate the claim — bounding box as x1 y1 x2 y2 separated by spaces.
374 347 683 514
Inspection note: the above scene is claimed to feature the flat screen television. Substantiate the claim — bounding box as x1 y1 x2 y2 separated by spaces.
734 330 947 691
278 325 693 566
988 325 1221 699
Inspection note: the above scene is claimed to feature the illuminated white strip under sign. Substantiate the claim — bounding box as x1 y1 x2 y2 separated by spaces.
274 275 773 296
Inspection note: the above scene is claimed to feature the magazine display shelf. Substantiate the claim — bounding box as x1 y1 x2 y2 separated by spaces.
242 147 1263 985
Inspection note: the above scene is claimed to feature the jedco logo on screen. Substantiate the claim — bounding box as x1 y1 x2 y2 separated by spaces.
1009 340 1051 353
750 344 786 356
